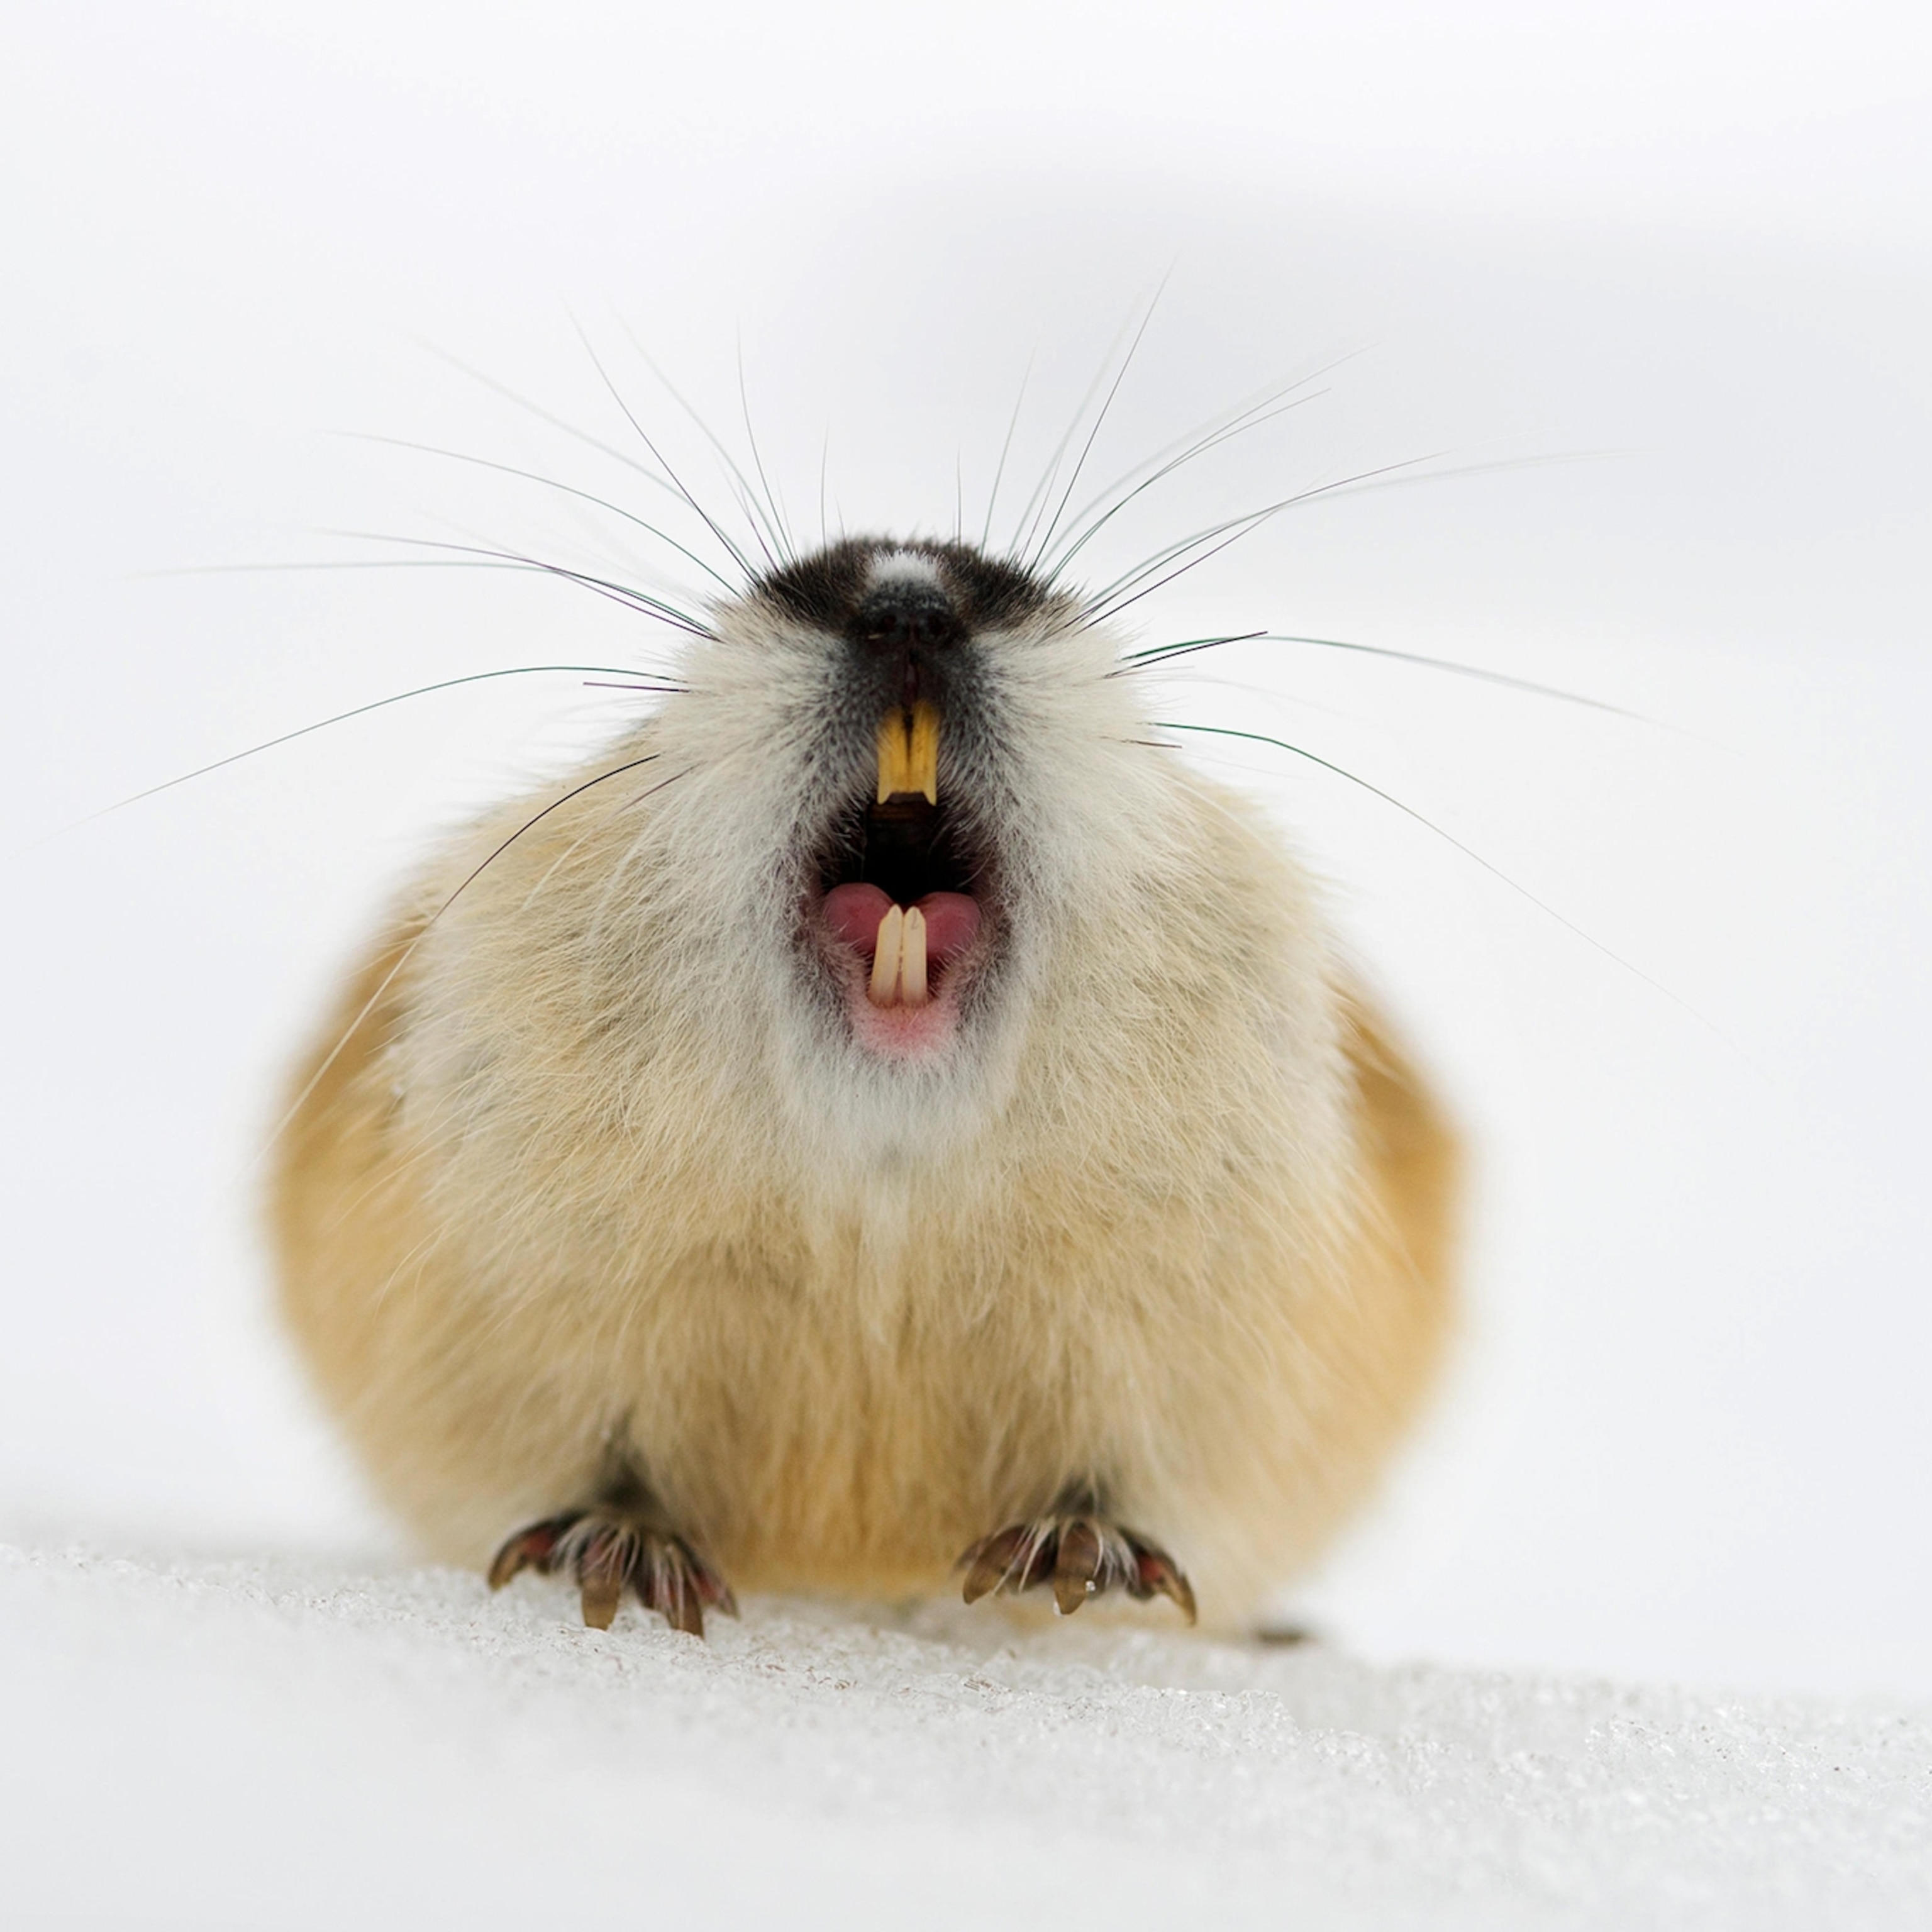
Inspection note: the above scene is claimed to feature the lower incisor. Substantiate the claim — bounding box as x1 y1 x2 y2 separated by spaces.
869 904 904 1006
897 906 928 1005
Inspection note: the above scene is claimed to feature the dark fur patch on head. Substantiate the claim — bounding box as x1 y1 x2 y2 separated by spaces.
757 538 1052 635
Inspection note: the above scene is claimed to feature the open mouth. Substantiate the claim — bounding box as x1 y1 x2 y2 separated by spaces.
812 702 989 1058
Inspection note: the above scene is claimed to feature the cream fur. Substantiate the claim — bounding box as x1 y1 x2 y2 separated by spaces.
272 553 1457 1633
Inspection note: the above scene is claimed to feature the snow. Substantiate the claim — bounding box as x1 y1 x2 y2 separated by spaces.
6 1536 1927 1931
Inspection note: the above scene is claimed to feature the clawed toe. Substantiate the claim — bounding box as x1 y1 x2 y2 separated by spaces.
961 1523 1055 1604
489 1511 736 1636
958 1514 1195 1623
1126 1543 1197 1623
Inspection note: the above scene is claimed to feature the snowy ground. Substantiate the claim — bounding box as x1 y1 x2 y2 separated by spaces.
6 1536 1927 1931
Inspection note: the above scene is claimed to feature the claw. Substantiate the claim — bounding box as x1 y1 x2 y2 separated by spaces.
636 1537 709 1638
960 1524 1028 1604
684 1545 738 1620
960 1509 1197 1624
488 1511 735 1638
658 1569 706 1638
487 1538 535 1592
694 1566 738 1618
1053 1518 1103 1616
1134 1545 1197 1625
1016 1524 1062 1592
487 1516 568 1591
579 1539 626 1630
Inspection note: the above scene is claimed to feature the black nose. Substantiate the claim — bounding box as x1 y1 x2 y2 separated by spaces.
849 586 967 711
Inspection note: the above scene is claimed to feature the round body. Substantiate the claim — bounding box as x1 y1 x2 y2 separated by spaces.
272 538 1456 1632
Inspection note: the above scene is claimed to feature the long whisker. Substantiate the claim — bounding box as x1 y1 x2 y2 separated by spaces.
607 316 785 573
1040 370 1343 583
257 758 688 1165
1058 347 1363 523
569 319 763 582
1153 720 1718 1028
1119 631 1650 721
517 760 685 910
1026 282 1166 574
737 340 794 565
132 555 711 666
411 340 699 517
1044 392 1324 584
335 432 739 593
1009 305 1148 564
980 350 1035 552
38 664 686 841
1080 453 1450 621
323 530 718 637
1105 630 1270 672
1085 452 1607 626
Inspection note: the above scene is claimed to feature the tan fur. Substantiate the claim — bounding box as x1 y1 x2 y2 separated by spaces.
271 554 1457 1633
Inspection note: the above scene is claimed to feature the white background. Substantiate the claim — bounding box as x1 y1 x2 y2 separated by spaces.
2 1 1928 1699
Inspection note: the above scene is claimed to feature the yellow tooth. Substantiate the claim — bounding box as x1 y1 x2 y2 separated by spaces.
869 904 904 1006
899 906 928 1006
875 701 940 805
906 701 939 804
874 710 908 802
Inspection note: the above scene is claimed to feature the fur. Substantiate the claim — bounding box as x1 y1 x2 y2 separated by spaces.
271 537 1457 1632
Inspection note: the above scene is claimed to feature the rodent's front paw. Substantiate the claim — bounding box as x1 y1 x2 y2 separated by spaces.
958 1513 1195 1623
488 1509 736 1636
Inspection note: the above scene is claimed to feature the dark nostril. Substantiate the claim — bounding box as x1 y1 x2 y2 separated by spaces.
862 611 953 651
854 594 960 655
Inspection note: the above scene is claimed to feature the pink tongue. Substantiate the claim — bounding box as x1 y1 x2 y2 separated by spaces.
822 884 981 965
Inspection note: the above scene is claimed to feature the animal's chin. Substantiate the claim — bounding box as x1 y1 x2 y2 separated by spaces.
808 780 996 1063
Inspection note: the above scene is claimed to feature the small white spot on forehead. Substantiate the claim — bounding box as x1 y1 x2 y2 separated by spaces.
867 550 943 591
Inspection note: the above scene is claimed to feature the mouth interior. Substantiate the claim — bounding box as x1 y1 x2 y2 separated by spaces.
817 787 984 1011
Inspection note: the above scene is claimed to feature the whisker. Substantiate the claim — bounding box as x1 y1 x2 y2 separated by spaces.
335 431 739 593
1108 630 1270 669
569 319 764 582
135 556 707 678
1009 304 1150 563
1128 668 1368 729
518 766 677 910
1080 453 1451 622
1025 280 1166 574
607 316 787 573
736 341 794 565
322 530 718 637
713 472 782 572
1085 450 1611 627
411 340 701 519
1152 719 1719 1030
979 349 1035 552
257 758 688 1166
36 663 684 841
1040 365 1348 583
1055 347 1362 517
1117 631 1650 722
